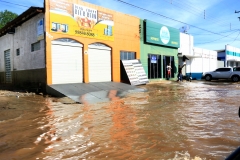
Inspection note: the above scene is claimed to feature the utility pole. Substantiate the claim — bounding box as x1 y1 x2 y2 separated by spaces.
235 10 240 21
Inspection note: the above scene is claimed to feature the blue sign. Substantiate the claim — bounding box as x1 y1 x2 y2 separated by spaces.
151 55 157 63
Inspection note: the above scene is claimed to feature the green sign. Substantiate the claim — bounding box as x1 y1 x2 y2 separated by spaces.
145 20 180 48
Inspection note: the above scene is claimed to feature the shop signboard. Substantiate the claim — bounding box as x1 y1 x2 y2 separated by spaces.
37 19 44 40
145 20 180 48
49 0 114 41
121 59 149 85
151 55 157 63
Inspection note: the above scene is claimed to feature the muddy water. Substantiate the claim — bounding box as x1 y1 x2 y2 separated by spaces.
0 81 240 160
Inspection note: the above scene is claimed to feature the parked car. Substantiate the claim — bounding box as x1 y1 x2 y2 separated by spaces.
203 67 240 82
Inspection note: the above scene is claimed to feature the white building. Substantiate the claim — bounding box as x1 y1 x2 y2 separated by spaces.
178 33 218 80
217 45 240 67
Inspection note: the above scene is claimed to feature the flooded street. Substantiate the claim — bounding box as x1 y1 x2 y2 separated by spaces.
0 81 240 160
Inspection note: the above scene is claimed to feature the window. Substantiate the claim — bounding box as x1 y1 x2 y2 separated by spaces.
216 68 231 72
31 41 40 52
120 51 136 60
16 48 20 56
233 67 240 71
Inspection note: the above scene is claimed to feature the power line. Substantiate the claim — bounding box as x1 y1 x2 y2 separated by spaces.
0 0 29 8
113 0 238 41
190 29 239 35
195 30 240 44
230 31 240 44
161 0 235 27
1 0 239 44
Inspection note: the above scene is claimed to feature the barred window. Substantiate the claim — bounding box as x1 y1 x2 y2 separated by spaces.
120 51 136 60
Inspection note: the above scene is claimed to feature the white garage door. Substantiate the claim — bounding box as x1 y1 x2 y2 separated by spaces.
52 41 83 84
88 44 111 82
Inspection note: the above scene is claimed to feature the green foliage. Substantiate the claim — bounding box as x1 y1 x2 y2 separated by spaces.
0 10 18 29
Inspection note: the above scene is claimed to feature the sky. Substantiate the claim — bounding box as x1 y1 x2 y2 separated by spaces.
0 0 240 50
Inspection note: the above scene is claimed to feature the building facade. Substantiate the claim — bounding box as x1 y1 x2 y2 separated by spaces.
193 47 217 79
1 0 234 90
217 45 240 67
178 33 218 80
0 1 141 90
140 19 180 80
0 7 45 87
45 0 140 85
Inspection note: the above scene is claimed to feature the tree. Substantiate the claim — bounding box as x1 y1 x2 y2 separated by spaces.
0 10 18 29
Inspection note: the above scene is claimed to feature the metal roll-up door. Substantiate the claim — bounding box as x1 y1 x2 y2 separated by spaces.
51 41 83 84
88 44 111 82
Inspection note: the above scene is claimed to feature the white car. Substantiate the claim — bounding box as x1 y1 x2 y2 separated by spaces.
203 67 240 82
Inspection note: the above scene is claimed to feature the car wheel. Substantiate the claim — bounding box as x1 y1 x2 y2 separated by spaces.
231 75 239 82
205 75 212 81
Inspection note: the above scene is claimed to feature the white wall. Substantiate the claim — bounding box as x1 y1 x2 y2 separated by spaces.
209 50 217 71
0 13 45 72
179 33 194 55
217 61 224 68
193 47 217 73
190 58 202 73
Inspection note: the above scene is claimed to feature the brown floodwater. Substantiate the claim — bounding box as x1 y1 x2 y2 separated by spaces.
0 81 240 160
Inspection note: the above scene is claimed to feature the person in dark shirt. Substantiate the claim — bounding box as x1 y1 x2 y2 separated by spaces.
177 63 185 82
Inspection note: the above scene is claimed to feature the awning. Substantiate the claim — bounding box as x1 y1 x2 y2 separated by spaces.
178 54 201 58
227 59 240 62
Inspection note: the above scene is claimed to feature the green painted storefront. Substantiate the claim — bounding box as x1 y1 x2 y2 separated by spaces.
140 19 180 80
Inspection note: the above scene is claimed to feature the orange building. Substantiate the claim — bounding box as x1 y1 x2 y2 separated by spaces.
45 0 140 85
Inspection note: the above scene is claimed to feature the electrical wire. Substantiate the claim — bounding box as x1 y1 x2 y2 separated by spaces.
113 0 240 42
1 0 239 45
0 0 30 8
230 31 240 44
195 30 240 44
161 0 235 26
190 29 239 35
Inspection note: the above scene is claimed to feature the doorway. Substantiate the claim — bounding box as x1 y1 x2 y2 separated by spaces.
163 56 174 79
148 54 161 79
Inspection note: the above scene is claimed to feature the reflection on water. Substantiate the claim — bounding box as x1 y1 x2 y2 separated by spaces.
0 81 240 159
79 88 146 105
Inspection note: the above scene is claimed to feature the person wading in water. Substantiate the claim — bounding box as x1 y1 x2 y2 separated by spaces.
177 63 185 82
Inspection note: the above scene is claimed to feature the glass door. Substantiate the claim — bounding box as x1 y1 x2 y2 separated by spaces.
148 54 161 79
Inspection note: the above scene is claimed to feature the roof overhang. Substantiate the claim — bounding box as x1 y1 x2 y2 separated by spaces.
178 53 202 58
0 7 44 37
227 59 240 62
216 49 225 52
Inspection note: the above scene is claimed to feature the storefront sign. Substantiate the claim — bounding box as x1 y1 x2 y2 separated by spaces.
145 20 180 48
121 59 149 85
49 0 114 41
37 19 44 40
151 55 157 63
